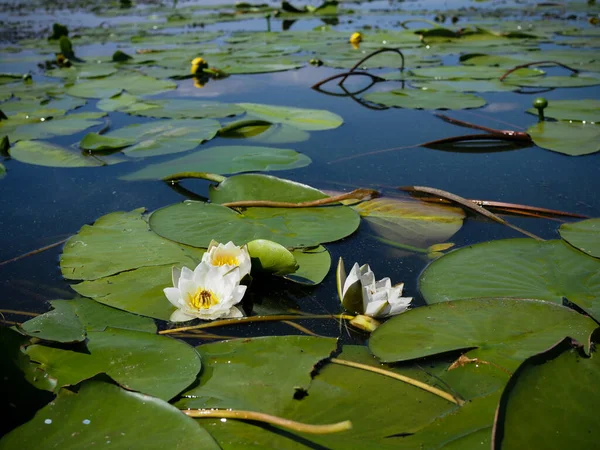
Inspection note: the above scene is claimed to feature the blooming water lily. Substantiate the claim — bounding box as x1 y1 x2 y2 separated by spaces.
202 240 252 279
164 263 246 322
336 257 412 318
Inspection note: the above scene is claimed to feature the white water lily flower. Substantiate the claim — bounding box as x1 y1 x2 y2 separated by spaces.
202 240 252 279
164 262 246 322
337 258 412 318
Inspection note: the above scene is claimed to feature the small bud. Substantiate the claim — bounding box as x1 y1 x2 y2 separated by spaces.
349 314 381 333
349 32 363 45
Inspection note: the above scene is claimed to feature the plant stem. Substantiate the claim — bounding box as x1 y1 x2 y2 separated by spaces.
0 237 70 267
221 188 378 208
331 358 464 405
183 409 352 434
499 60 578 81
162 172 226 183
159 314 355 335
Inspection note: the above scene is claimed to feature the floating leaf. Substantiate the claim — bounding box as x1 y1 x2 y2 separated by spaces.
61 208 205 281
412 79 518 93
9 112 106 142
353 197 465 254
283 245 331 285
494 339 600 449
369 298 597 369
46 63 118 79
238 103 343 130
363 89 486 110
526 99 600 122
9 140 105 167
66 73 176 98
528 121 600 156
149 200 360 249
79 132 136 151
108 98 245 120
0 381 220 449
24 327 200 401
559 218 600 258
96 119 221 157
504 74 600 88
0 96 86 118
419 239 600 320
410 65 542 80
120 145 311 180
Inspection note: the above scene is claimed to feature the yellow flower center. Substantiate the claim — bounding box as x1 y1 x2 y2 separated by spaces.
188 288 219 310
212 254 239 267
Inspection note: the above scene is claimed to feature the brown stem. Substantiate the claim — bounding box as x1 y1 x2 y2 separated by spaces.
221 188 378 208
422 133 532 147
499 60 578 81
0 237 70 267
311 71 384 90
399 186 544 241
338 47 405 85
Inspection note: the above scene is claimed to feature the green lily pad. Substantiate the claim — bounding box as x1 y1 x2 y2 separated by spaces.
24 327 200 401
283 245 331 285
559 219 600 258
247 239 299 276
238 103 343 130
526 99 600 122
79 132 136 151
410 65 542 80
412 79 518 93
108 98 245 120
120 145 311 180
219 60 304 74
9 112 106 142
504 74 600 88
363 89 486 110
0 381 219 449
71 264 179 321
493 339 600 449
369 298 597 369
149 200 360 249
528 121 600 156
9 140 105 167
18 298 156 344
419 239 600 320
189 339 456 449
96 119 221 157
46 63 118 79
66 73 177 98
0 96 86 118
61 208 205 281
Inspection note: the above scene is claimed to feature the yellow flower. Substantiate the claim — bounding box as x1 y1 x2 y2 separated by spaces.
190 57 209 75
349 32 363 45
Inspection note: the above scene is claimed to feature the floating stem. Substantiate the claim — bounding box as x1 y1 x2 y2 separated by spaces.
183 409 352 434
499 60 578 81
159 314 355 335
331 358 464 405
221 188 378 208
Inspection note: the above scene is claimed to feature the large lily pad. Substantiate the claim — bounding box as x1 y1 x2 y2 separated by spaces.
149 200 360 249
0 381 219 449
528 121 600 156
526 99 600 122
283 245 331 285
95 119 221 157
419 239 600 320
8 112 106 142
66 73 177 98
410 65 542 80
238 103 343 130
120 145 311 180
61 208 205 281
559 218 600 258
493 339 600 450
504 74 600 88
369 298 597 369
24 327 201 401
363 89 486 110
0 96 86 118
18 298 156 343
104 97 245 120
9 140 105 167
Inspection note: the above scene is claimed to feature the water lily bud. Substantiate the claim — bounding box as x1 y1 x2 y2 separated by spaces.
191 57 209 75
349 32 363 45
533 97 548 121
350 314 381 333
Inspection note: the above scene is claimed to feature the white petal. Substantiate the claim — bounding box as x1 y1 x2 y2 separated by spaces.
170 308 196 322
171 266 182 287
180 266 194 281
365 300 387 318
222 306 244 318
163 287 182 308
343 263 361 297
